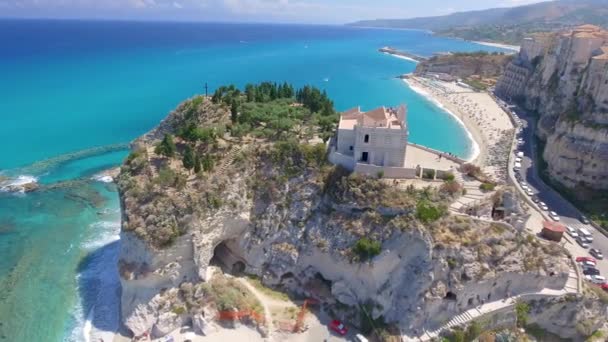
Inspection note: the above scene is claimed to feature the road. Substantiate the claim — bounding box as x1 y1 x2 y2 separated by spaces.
508 104 608 277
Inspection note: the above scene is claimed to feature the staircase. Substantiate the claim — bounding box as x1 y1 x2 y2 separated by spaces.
216 145 243 176
448 173 487 213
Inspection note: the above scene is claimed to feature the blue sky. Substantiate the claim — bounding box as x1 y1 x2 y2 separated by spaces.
0 0 545 23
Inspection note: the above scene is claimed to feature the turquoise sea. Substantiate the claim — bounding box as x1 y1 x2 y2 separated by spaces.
0 19 507 341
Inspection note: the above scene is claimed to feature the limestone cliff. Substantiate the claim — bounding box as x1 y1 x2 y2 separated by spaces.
414 52 512 80
116 91 574 339
500 25 608 191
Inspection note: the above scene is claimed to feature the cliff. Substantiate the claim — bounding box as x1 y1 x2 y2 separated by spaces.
116 85 578 340
414 52 513 89
498 25 608 193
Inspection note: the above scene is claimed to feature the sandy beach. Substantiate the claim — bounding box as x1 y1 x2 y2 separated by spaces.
471 41 520 52
404 76 515 182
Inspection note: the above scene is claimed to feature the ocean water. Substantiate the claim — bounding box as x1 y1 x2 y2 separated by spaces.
0 19 507 341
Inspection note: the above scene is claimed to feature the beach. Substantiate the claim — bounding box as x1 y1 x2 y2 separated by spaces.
471 41 520 52
404 76 515 181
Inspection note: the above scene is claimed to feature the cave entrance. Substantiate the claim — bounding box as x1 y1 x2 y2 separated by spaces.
210 241 247 275
445 291 457 301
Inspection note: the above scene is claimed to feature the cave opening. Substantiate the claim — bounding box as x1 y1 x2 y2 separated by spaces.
210 241 247 275
445 291 457 301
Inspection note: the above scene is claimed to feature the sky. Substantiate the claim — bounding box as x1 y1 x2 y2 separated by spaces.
0 0 547 24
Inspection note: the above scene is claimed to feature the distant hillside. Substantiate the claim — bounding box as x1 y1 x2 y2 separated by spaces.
349 0 608 44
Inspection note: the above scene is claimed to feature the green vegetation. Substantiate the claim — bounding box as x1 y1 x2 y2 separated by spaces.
525 323 571 342
171 306 186 315
155 134 176 157
200 273 263 314
182 145 196 172
245 275 291 302
353 237 382 261
479 182 496 191
515 301 530 327
416 199 447 223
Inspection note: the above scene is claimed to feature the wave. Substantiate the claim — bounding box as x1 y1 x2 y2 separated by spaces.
68 217 121 342
0 175 38 193
401 78 481 162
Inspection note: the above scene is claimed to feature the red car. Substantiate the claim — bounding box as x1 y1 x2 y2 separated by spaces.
576 256 597 264
329 319 348 336
602 283 608 292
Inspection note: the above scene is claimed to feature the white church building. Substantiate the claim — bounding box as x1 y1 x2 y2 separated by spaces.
329 105 418 178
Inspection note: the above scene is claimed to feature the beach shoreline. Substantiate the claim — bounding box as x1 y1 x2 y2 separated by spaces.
402 78 483 163
471 40 520 52
402 76 514 181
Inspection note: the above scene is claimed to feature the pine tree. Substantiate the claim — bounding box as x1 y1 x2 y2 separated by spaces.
202 154 214 172
155 134 176 157
182 145 195 172
194 154 202 174
231 100 239 123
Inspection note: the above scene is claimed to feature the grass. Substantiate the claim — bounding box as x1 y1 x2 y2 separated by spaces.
245 275 291 302
201 273 264 314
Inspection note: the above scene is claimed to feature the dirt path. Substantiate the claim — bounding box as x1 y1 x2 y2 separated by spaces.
236 278 276 341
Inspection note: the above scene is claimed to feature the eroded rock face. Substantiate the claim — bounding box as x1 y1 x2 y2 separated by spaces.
512 28 608 190
116 97 571 338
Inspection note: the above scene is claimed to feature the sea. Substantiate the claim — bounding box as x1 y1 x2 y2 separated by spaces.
0 19 508 341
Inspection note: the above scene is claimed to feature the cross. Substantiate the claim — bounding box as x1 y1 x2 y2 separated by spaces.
204 82 208 97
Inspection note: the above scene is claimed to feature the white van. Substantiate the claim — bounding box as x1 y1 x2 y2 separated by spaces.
579 228 593 242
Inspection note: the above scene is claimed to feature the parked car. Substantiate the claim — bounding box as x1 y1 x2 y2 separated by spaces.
520 181 528 187
531 196 539 203
566 226 579 239
581 261 597 268
526 189 534 196
517 151 524 158
539 202 549 211
590 248 604 260
601 283 608 292
355 334 370 342
586 275 606 285
576 256 597 264
549 211 560 221
577 237 590 248
329 320 348 336
583 267 600 276
580 215 590 224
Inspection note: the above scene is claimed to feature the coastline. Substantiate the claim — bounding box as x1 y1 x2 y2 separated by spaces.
402 78 482 163
402 76 514 182
471 40 520 52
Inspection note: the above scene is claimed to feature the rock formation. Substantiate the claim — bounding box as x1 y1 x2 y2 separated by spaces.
497 25 608 191
116 89 582 340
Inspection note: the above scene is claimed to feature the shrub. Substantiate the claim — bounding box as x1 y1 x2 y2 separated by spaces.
443 172 455 181
515 301 530 327
461 163 481 177
416 200 446 223
479 182 496 191
422 169 435 179
465 320 482 341
353 238 382 261
155 134 176 157
441 180 462 195
172 306 186 315
377 170 384 179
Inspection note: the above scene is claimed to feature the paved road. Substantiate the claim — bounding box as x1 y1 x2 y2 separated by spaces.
508 105 608 276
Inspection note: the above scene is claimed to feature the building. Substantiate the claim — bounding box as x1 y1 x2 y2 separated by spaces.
541 221 566 242
329 105 416 178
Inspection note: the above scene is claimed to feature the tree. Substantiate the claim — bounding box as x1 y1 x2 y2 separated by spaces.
155 134 176 157
231 100 239 123
182 145 195 172
201 154 214 172
194 154 202 174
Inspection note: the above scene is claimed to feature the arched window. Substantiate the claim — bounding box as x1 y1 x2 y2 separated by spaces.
364 134 370 143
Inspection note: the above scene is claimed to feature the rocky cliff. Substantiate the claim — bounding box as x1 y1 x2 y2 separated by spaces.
414 52 512 80
513 25 608 191
116 89 576 339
